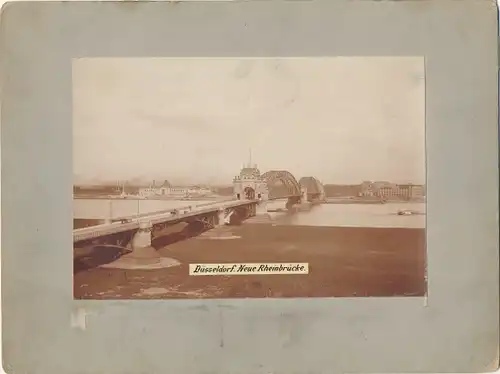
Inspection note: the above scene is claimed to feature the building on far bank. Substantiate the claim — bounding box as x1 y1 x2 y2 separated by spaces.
409 184 426 199
395 184 411 200
361 181 396 197
395 184 425 200
378 186 396 199
359 181 425 200
138 180 213 198
360 181 374 196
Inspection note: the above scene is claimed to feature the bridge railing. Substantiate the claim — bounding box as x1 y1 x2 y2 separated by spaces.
112 198 236 221
194 198 234 208
73 199 257 243
73 221 140 242
143 199 258 226
113 208 178 221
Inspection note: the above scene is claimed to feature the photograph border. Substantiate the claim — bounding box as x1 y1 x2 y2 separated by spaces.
72 55 428 300
1 1 498 373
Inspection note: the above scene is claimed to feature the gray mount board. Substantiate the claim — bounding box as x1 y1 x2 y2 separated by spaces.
1 1 498 373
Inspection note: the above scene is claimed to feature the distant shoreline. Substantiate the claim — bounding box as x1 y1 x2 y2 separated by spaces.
73 194 425 205
73 194 224 201
325 198 425 205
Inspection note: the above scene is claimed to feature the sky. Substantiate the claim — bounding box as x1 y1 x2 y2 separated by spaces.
73 57 425 186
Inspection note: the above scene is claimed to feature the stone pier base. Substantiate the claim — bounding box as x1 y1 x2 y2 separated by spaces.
120 246 161 265
100 221 181 270
298 201 312 211
100 246 181 270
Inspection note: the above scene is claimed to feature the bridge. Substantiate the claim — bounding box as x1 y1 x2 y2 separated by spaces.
233 166 325 208
73 163 325 259
298 177 326 201
74 198 261 247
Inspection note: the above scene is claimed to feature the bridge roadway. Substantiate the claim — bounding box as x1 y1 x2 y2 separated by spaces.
73 198 259 243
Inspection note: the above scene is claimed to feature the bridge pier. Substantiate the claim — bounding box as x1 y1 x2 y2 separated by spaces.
285 192 313 211
301 187 308 203
246 204 253 218
286 196 301 210
209 214 217 228
217 209 226 226
241 206 249 219
126 221 160 265
132 221 152 248
299 188 313 211
256 200 268 216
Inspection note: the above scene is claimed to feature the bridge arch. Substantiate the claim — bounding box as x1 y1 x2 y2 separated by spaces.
244 186 256 200
261 170 302 199
299 177 325 201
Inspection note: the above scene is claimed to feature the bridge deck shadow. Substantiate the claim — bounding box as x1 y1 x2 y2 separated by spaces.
151 222 206 250
152 215 246 250
74 245 130 274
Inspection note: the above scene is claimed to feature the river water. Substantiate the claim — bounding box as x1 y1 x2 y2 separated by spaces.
267 200 425 228
74 198 425 229
74 198 225 220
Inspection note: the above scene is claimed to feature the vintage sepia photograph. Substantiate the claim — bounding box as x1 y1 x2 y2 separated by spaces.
73 57 426 299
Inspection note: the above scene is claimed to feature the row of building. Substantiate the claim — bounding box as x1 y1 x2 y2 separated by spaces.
323 182 425 200
360 181 425 200
135 180 213 198
331 182 424 200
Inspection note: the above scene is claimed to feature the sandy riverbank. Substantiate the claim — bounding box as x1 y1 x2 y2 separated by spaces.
74 224 426 299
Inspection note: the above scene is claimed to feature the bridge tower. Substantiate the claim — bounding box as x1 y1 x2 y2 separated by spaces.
233 157 269 215
233 164 268 200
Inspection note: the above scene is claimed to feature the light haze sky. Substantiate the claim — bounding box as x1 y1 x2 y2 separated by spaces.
73 57 425 186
